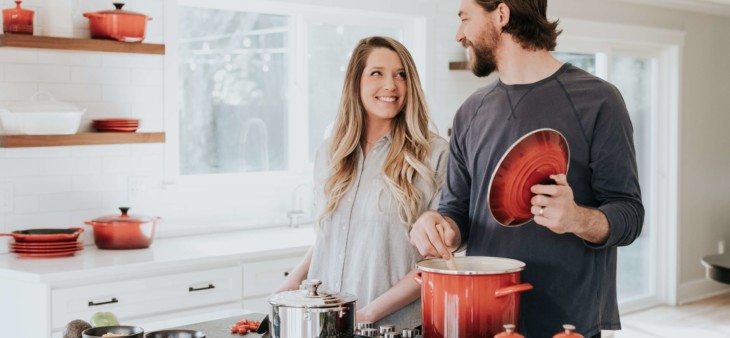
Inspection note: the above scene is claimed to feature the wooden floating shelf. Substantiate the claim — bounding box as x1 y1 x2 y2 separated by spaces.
449 61 469 70
0 34 165 55
0 132 165 148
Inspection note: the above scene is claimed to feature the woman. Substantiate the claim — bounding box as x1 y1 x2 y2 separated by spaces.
275 36 448 328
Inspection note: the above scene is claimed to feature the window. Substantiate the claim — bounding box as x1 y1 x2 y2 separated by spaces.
176 1 413 176
555 19 683 311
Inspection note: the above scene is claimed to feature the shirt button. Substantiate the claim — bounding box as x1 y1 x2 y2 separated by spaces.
338 253 344 260
341 226 346 230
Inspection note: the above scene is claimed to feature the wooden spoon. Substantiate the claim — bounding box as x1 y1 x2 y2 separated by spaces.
435 223 458 270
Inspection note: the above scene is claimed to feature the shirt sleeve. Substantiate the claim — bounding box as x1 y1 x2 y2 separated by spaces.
586 85 645 249
438 107 473 247
426 137 450 210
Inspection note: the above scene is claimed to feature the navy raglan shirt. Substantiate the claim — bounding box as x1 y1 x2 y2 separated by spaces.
439 63 644 338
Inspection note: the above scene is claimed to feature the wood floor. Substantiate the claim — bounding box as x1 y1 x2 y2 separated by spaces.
611 292 730 338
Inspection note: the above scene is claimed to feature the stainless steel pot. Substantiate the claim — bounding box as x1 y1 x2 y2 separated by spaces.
268 279 357 338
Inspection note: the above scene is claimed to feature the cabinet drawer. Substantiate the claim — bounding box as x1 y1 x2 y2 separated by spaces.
242 257 301 298
51 267 242 330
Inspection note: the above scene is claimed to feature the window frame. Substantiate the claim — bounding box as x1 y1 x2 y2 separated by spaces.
556 18 684 312
164 0 425 188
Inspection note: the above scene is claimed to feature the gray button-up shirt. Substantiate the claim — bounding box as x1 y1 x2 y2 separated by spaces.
308 133 449 329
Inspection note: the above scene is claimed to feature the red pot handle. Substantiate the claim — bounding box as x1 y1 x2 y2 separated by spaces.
494 283 533 298
413 272 422 285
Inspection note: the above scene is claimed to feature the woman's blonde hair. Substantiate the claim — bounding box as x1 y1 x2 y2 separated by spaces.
322 36 437 227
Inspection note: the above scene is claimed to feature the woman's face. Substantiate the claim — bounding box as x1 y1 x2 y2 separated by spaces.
359 47 407 124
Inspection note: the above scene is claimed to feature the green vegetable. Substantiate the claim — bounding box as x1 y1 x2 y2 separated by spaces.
90 312 119 327
63 319 91 338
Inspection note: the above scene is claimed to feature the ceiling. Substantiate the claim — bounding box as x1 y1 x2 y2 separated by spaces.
616 0 730 16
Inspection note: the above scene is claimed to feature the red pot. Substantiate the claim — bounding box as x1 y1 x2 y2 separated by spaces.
2 1 34 35
415 256 533 338
83 3 152 42
85 207 160 249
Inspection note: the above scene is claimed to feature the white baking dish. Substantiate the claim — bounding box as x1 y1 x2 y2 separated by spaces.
0 92 85 135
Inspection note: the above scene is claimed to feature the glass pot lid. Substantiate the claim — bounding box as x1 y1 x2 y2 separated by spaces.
268 279 357 308
91 207 154 223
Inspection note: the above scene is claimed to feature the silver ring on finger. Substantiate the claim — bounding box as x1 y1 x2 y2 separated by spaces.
539 206 544 216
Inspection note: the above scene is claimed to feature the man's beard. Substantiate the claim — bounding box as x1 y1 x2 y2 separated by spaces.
464 28 499 77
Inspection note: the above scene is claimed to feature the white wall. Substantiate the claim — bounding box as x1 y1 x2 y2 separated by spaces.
0 0 728 304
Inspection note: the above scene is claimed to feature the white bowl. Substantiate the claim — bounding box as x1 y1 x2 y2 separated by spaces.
0 111 84 135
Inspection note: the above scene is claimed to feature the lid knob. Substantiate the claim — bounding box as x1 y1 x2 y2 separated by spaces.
504 324 516 333
563 324 576 333
113 2 125 10
119 207 130 216
302 279 322 297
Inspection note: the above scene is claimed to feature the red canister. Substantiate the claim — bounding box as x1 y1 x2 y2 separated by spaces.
2 1 34 34
415 256 533 338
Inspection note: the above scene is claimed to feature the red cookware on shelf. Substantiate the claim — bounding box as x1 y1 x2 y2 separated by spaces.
84 207 160 249
415 256 533 338
2 1 34 35
83 3 152 42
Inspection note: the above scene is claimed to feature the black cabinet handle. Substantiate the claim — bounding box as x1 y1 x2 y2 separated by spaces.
284 271 289 277
189 284 215 292
88 298 118 307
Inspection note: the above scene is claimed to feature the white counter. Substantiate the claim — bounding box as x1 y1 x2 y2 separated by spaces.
0 226 316 338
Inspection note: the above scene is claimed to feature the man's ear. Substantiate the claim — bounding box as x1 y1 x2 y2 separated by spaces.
496 2 510 28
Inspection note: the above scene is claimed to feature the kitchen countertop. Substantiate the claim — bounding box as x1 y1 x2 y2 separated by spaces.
165 313 269 338
0 226 315 283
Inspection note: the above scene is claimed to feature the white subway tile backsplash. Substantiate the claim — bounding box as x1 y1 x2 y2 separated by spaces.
0 158 40 177
13 176 72 195
71 144 131 157
101 155 163 175
38 51 102 66
38 192 104 212
14 195 39 214
102 190 130 208
0 49 38 64
0 83 39 100
129 144 164 156
131 68 163 86
2 147 71 158
5 212 73 230
102 85 164 103
5 64 71 83
37 83 103 101
71 67 132 84
38 157 101 176
71 174 127 192
102 54 164 69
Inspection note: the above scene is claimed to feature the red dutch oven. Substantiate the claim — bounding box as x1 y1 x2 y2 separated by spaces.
415 256 533 338
83 3 152 42
85 207 160 249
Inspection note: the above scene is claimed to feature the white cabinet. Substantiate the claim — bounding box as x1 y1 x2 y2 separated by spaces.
242 256 302 313
51 267 242 331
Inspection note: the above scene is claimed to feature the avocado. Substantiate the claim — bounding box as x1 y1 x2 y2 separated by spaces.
63 319 92 338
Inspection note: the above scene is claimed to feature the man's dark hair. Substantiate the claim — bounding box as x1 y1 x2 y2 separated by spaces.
476 0 561 51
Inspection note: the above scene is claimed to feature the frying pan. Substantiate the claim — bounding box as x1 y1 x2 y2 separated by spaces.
0 228 83 242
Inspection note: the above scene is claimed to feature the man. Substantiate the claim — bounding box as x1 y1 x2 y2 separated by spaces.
409 0 644 337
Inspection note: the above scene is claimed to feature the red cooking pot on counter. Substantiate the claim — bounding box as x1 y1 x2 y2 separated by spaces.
85 207 160 249
415 256 533 338
83 3 152 42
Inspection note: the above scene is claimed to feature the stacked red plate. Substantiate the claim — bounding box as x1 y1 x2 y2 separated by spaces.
1 228 84 258
92 118 140 132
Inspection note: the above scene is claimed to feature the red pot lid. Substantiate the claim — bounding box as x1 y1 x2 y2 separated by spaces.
487 128 570 227
553 325 584 338
95 3 148 17
92 207 153 223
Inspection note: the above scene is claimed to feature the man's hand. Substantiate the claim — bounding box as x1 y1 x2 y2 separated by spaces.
530 174 609 244
410 210 461 259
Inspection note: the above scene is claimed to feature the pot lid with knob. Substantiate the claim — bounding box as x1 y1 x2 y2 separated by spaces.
268 279 357 308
